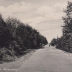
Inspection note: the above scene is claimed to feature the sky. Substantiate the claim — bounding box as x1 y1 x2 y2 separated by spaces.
0 0 72 42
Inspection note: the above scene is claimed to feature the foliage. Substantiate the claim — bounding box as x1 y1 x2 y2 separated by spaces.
50 1 72 52
0 14 48 62
50 38 57 46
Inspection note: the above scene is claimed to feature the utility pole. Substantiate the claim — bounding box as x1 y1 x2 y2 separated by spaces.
61 26 66 49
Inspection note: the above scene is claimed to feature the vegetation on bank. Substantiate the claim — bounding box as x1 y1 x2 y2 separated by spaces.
0 14 48 62
50 1 72 53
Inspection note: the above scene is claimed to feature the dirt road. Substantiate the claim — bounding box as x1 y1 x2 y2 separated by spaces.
16 45 72 72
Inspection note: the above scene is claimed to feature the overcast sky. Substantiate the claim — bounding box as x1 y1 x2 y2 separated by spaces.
0 0 72 42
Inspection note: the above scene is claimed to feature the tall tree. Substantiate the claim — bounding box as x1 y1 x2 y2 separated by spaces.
63 1 72 34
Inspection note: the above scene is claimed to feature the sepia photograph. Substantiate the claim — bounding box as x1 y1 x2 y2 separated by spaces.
0 0 72 72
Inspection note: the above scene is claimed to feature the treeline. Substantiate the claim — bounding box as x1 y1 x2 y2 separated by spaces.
50 1 72 52
0 14 48 62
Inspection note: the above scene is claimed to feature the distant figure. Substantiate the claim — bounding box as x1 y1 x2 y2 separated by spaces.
49 43 50 47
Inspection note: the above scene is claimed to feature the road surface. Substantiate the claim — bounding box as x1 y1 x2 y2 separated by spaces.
16 45 72 72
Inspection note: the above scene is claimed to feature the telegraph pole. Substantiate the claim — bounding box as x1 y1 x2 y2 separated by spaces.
61 26 66 49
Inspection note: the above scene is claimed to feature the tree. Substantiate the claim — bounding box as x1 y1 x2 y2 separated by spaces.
50 38 57 46
62 1 72 34
0 14 11 47
57 1 72 51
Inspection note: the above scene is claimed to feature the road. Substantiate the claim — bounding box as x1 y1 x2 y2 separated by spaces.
16 45 72 72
